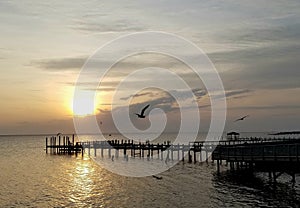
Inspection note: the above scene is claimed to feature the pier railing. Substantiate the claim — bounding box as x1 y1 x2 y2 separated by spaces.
211 138 300 182
212 142 300 162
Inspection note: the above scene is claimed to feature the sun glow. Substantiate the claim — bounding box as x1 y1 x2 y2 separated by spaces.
71 90 97 117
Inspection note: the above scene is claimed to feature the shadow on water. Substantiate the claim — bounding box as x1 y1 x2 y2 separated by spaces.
212 170 300 207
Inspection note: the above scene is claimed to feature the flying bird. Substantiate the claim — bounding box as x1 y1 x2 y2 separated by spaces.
152 175 163 180
135 104 150 118
234 115 249 122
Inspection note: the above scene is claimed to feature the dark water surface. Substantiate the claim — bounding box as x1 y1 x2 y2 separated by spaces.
0 135 299 207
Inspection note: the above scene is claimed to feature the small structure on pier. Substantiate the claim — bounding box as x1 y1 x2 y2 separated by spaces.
227 131 240 140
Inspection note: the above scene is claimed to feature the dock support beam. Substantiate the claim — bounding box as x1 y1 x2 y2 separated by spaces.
217 160 220 174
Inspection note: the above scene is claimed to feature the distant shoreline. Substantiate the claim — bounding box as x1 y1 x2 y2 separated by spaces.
269 131 300 135
1 131 299 137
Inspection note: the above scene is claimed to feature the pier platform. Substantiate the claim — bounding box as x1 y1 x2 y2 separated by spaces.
212 139 300 182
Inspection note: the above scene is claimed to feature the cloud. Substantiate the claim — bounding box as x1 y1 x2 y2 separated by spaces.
211 42 300 90
120 92 155 101
225 89 252 98
34 57 87 71
72 19 146 33
96 87 211 133
201 9 300 92
170 88 207 101
229 104 300 110
120 88 206 102
33 53 173 72
116 88 208 117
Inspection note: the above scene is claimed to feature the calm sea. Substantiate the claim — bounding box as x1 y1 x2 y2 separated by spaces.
0 133 299 207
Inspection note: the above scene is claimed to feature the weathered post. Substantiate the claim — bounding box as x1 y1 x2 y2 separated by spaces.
161 145 163 160
157 143 160 159
108 145 111 158
58 136 61 150
142 144 144 157
45 137 48 154
177 144 180 160
205 147 208 163
171 145 174 161
217 160 220 174
151 144 153 158
199 150 202 162
133 144 136 157
188 150 192 163
63 136 66 153
54 137 57 154
182 145 185 161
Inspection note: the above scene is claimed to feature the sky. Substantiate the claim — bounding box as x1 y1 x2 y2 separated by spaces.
0 0 300 135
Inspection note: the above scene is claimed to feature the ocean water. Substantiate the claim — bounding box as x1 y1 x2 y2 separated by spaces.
0 134 300 207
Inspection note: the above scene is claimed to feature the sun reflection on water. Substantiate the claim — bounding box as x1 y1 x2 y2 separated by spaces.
65 157 119 207
69 159 95 203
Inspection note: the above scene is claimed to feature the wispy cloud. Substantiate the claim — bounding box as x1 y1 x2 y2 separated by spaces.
225 89 252 98
120 88 206 101
229 104 300 110
120 92 155 101
72 19 146 33
33 57 87 71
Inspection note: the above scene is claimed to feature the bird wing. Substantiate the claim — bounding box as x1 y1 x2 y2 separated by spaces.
234 115 249 122
140 104 150 116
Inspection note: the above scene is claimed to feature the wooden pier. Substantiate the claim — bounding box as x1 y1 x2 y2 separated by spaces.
212 138 300 182
45 134 83 156
45 134 300 182
45 136 219 162
79 140 212 162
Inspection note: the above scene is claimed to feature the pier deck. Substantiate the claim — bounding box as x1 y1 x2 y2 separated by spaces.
212 139 300 182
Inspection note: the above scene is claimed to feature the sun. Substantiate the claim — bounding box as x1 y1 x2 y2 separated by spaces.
72 99 95 116
71 90 97 117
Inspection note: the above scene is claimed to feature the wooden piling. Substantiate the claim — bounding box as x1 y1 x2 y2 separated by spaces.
46 137 48 154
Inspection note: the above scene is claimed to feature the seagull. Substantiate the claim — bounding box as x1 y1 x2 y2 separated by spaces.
135 104 150 118
152 175 163 180
234 115 249 122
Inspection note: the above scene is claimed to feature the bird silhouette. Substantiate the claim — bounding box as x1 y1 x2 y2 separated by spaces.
135 104 150 118
234 115 249 122
152 175 162 180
